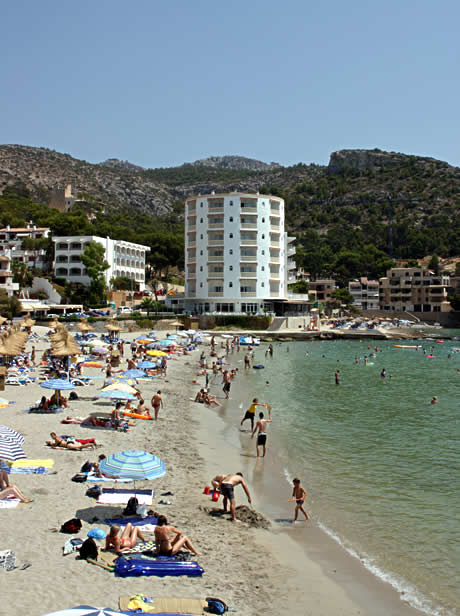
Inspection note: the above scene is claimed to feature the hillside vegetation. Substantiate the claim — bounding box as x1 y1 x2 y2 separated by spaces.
0 145 458 284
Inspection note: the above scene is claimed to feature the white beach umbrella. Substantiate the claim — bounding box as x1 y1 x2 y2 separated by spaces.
42 607 129 616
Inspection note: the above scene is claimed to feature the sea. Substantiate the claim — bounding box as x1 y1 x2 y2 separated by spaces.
209 332 460 616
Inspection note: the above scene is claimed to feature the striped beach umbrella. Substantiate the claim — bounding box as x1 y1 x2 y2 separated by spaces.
42 606 131 616
120 369 146 378
101 382 138 394
40 379 75 391
99 450 165 481
0 425 24 445
0 436 26 461
97 390 136 401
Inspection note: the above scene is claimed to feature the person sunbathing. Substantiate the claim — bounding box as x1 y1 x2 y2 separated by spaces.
0 470 32 503
203 390 222 408
81 416 112 428
39 396 50 410
136 399 149 416
194 389 205 403
49 393 68 408
154 515 201 556
46 432 97 450
104 523 145 554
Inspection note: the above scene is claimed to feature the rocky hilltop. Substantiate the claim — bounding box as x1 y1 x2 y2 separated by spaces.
188 155 281 171
100 158 144 173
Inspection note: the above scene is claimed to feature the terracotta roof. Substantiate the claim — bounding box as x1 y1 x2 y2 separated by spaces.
0 227 49 232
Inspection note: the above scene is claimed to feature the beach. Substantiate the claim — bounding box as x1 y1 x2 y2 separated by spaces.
0 327 430 615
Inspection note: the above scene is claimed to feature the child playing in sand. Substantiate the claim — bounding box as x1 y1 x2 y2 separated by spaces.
289 478 309 523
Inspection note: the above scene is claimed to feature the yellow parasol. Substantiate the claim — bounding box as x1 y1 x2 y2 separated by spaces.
146 350 167 357
101 382 138 395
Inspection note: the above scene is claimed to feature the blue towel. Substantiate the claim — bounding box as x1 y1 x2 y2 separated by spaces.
104 515 158 527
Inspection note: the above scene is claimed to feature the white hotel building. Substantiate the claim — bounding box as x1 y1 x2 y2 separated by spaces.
184 192 296 314
53 236 150 292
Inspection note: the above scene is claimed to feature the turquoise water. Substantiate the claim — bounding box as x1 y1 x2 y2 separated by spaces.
216 335 460 615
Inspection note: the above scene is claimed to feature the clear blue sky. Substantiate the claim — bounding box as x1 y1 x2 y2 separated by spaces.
2 0 459 169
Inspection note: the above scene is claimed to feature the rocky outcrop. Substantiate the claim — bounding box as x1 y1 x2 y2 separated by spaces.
188 155 281 171
99 158 144 172
328 149 413 173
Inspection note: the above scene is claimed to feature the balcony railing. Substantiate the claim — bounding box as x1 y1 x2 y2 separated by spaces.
270 257 280 263
208 223 224 229
187 291 196 298
208 291 224 297
240 222 257 229
287 260 296 269
187 241 196 247
270 209 281 216
240 271 257 277
240 206 257 213
288 247 296 256
208 205 224 213
240 239 257 245
270 241 280 248
187 256 196 264
241 291 257 297
270 273 280 280
270 224 280 231
240 255 257 261
208 240 224 246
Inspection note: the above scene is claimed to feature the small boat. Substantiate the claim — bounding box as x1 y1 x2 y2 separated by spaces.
239 336 260 346
393 345 421 349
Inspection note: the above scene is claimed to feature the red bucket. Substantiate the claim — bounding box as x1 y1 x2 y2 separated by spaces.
203 486 211 495
211 491 219 502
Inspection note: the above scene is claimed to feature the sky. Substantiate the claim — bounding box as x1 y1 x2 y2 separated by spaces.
1 0 459 169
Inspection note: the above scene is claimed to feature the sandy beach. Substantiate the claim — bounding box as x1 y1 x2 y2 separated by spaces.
0 326 423 616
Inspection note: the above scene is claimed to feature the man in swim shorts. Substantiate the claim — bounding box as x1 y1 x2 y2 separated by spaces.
151 390 163 420
251 407 272 457
211 473 251 522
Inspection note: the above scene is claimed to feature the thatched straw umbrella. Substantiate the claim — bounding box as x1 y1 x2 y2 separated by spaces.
77 319 94 333
21 313 36 332
105 321 122 342
0 316 7 326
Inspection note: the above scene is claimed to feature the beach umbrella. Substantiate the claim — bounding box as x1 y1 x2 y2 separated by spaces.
99 449 165 481
97 390 136 401
137 360 156 369
0 399 9 409
101 382 138 395
41 378 75 407
103 377 136 387
146 350 167 357
91 347 109 355
42 606 131 616
159 339 176 347
0 425 24 445
135 337 155 344
81 361 104 369
120 369 146 378
166 334 178 340
89 339 109 347
0 436 26 461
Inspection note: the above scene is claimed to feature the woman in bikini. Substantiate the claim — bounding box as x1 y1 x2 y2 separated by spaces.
104 524 145 554
154 515 201 556
46 432 97 450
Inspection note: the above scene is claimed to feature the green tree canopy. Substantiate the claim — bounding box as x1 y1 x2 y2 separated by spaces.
81 241 109 305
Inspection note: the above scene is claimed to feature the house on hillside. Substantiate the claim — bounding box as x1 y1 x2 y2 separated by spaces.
379 267 451 312
0 222 51 271
348 278 380 310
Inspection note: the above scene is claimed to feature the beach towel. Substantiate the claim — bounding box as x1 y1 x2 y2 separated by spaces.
0 499 20 508
98 489 153 505
119 594 207 614
86 474 133 483
121 539 156 554
114 557 204 577
11 459 54 469
6 466 48 475
104 515 158 527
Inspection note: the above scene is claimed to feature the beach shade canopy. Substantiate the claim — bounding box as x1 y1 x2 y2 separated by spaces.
42 606 131 616
137 360 157 369
120 369 146 378
146 350 167 357
81 361 104 369
41 379 76 392
97 389 136 401
0 425 24 445
99 449 166 481
101 382 138 395
0 435 26 461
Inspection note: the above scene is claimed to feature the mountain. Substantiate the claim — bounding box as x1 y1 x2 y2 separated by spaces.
188 155 281 171
0 144 458 276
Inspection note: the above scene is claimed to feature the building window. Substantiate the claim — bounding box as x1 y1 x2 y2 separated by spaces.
229 282 233 287
229 265 233 271
200 218 203 223
200 234 203 240
229 233 233 238
262 218 265 223
200 250 203 255
261 266 264 271
230 201 233 205
229 249 233 255
200 282 203 287
200 202 203 207
229 216 233 222
261 234 265 239
261 282 265 287
262 250 265 255
200 266 203 271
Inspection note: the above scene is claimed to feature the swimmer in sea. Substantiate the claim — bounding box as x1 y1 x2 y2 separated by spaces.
431 396 438 404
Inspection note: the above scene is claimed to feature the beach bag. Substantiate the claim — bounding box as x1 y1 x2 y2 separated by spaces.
72 473 87 483
80 461 93 473
123 496 139 516
78 537 98 560
60 518 82 534
206 598 228 614
86 485 101 498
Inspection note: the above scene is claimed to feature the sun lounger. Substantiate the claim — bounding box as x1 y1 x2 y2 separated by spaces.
115 557 204 577
119 594 207 614
97 488 153 505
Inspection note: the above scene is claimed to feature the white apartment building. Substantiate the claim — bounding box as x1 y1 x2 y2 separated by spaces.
184 192 296 314
0 223 51 271
0 252 19 296
349 277 380 310
379 267 451 312
53 236 150 292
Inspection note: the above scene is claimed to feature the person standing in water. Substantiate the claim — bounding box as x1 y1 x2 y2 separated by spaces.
335 370 340 385
251 407 272 457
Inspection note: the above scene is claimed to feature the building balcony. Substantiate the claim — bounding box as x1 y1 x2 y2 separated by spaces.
240 222 257 230
241 291 257 297
240 205 258 214
187 273 196 279
208 223 225 230
270 241 280 248
208 206 224 214
270 274 280 280
240 254 257 261
187 224 196 231
270 224 280 231
208 240 224 247
270 292 281 298
288 247 296 256
187 256 196 264
288 260 296 270
187 291 196 298
208 291 224 297
240 271 257 278
270 257 280 264
270 209 281 217
287 275 296 283
240 239 257 246
187 241 196 248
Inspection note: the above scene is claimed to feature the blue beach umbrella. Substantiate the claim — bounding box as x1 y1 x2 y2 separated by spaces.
99 449 166 481
0 436 26 462
41 379 75 406
42 607 131 616
166 334 178 339
97 390 136 401
137 360 156 369
121 369 146 378
0 425 24 446
158 339 175 347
